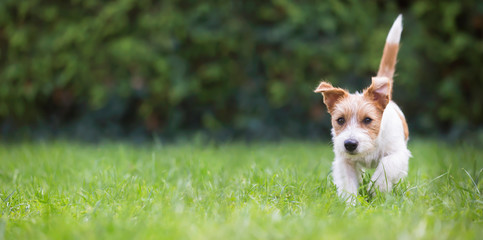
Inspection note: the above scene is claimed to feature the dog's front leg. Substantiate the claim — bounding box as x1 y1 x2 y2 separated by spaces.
332 156 360 202
370 150 410 192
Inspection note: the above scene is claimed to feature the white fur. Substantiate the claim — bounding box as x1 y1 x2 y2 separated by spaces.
331 101 411 202
325 14 408 203
386 14 403 44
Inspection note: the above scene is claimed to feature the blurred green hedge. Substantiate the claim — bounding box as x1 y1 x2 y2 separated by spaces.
0 0 482 140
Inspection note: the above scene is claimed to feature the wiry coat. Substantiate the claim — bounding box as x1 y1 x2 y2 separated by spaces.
314 15 411 202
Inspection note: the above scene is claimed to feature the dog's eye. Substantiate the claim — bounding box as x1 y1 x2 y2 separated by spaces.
363 117 372 124
336 117 345 125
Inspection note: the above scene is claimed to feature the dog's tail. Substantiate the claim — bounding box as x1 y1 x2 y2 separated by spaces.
377 14 403 79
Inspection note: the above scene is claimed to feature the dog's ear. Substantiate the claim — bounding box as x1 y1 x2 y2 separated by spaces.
314 82 348 113
364 77 393 110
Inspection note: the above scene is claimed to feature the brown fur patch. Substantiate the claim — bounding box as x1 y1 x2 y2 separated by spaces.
363 77 393 110
330 96 355 135
314 82 349 113
358 98 383 140
397 111 409 141
330 94 383 140
377 43 399 79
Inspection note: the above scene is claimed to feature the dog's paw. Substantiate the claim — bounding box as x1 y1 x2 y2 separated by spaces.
337 191 357 205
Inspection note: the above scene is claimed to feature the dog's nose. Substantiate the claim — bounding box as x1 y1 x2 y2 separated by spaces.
344 139 358 152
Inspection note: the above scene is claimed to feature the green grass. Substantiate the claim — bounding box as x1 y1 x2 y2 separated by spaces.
0 140 481 239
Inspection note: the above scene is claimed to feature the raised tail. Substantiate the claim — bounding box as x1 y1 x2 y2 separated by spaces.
377 14 403 79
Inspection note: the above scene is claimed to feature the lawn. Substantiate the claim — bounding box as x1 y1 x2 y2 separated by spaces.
0 140 481 239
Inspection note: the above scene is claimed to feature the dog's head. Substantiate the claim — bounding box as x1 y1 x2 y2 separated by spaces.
314 77 392 158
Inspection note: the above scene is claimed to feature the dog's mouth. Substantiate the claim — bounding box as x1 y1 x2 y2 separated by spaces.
346 150 358 156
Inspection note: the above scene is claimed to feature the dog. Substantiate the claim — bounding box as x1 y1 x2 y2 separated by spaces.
314 15 411 202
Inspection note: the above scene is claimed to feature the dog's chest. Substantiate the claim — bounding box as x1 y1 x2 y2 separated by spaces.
354 151 382 169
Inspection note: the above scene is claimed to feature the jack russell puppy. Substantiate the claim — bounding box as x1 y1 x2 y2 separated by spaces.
314 15 411 202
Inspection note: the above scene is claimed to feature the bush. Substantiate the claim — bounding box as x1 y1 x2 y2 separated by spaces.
0 0 481 140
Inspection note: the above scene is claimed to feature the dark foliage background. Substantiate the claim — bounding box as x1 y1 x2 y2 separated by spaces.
0 0 482 142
